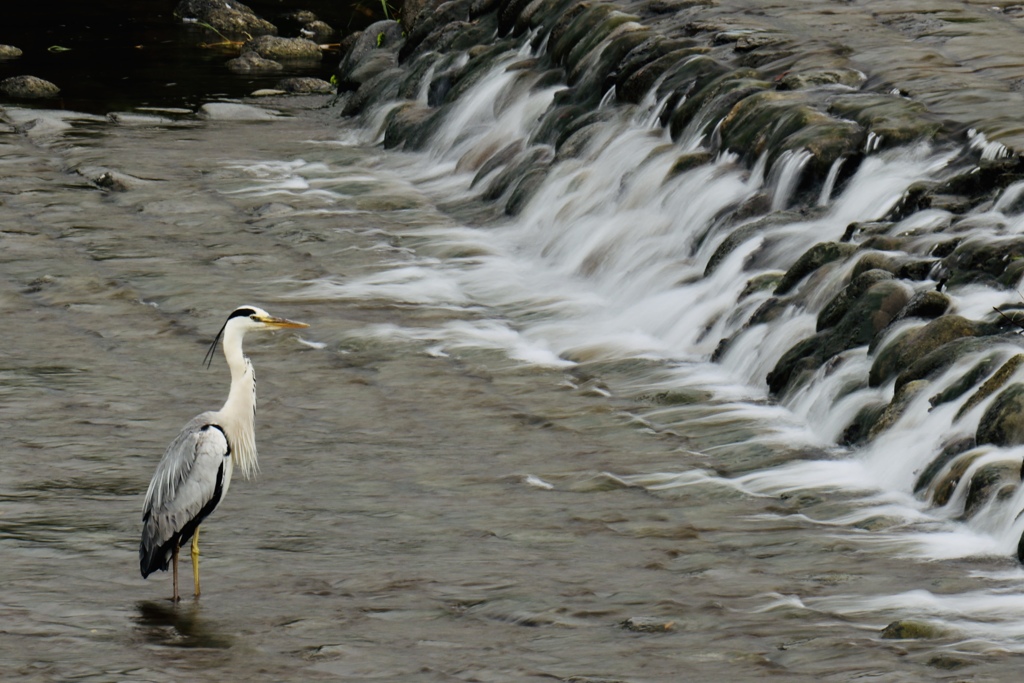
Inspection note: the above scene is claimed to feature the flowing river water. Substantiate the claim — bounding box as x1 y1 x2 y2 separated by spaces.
6 6 1024 683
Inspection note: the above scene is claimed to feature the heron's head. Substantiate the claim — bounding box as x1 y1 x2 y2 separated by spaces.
204 305 309 367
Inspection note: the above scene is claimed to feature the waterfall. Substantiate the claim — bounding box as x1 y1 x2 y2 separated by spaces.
326 1 1024 572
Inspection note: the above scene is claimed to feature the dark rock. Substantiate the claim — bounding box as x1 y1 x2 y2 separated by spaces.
242 35 321 61
914 436 976 494
829 93 941 147
506 167 548 215
932 450 982 506
892 289 950 324
774 241 858 295
840 401 888 446
621 616 674 632
956 354 1024 422
869 316 983 387
0 75 59 99
777 68 866 91
704 212 800 277
942 237 1024 287
276 77 334 94
817 269 894 332
881 619 950 640
300 20 335 42
769 279 910 396
868 380 928 440
226 51 283 73
173 0 277 37
928 353 1000 410
977 382 1024 447
963 462 1017 518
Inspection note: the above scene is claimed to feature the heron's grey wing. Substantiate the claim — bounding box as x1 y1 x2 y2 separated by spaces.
140 417 229 577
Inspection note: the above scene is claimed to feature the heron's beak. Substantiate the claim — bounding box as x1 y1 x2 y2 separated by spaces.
259 315 309 329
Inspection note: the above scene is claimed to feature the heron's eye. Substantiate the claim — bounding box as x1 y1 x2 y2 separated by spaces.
250 315 259 321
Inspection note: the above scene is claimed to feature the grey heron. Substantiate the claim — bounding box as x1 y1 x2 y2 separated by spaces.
140 305 308 602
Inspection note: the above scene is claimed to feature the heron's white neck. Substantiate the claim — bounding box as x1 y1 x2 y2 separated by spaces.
216 323 258 479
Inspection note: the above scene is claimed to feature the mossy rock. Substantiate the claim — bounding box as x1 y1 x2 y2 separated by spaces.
914 436 976 494
841 401 888 446
963 462 1018 518
869 315 983 387
174 0 277 37
956 354 1024 422
817 269 893 331
739 271 785 301
768 280 909 396
881 619 950 640
0 75 60 99
829 93 941 146
704 211 800 276
242 35 321 61
977 383 1024 447
667 71 768 141
892 289 950 325
942 237 1024 287
932 450 982 506
618 46 711 104
777 68 866 91
895 337 1004 394
868 379 929 440
927 351 1001 409
774 241 858 295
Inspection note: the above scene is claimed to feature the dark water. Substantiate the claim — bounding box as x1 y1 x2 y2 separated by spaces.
0 0 384 114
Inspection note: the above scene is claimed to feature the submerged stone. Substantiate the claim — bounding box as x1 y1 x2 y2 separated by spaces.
963 462 1017 518
914 436 976 494
829 93 940 146
881 619 950 640
777 68 866 91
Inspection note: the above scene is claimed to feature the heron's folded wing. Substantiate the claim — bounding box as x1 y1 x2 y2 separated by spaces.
142 417 228 518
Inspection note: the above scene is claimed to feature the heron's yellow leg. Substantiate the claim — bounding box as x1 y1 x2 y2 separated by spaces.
191 527 201 598
171 543 180 603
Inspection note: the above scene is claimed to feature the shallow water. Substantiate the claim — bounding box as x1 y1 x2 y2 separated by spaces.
0 96 1022 681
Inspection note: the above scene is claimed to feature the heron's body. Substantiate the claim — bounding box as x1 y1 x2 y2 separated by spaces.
139 306 306 601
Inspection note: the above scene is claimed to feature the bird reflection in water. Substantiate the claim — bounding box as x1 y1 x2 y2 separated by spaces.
133 600 234 649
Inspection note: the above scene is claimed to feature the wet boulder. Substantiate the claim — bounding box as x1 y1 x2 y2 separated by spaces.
226 52 283 74
869 315 984 387
0 45 22 59
242 35 321 62
383 102 441 150
956 354 1024 421
617 45 709 104
977 383 1024 447
817 269 893 332
776 68 866 91
0 75 60 99
891 289 950 325
881 619 951 640
963 462 1017 519
337 21 406 89
941 236 1024 288
932 450 983 507
718 90 863 175
668 72 770 142
914 436 976 494
300 20 335 42
774 241 858 295
768 279 911 396
275 77 334 94
828 93 940 147
868 379 928 440
173 0 276 37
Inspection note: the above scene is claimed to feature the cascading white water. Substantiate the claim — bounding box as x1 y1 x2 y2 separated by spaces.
265 28 1024 644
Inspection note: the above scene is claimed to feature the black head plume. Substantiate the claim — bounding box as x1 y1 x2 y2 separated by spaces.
203 307 260 368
